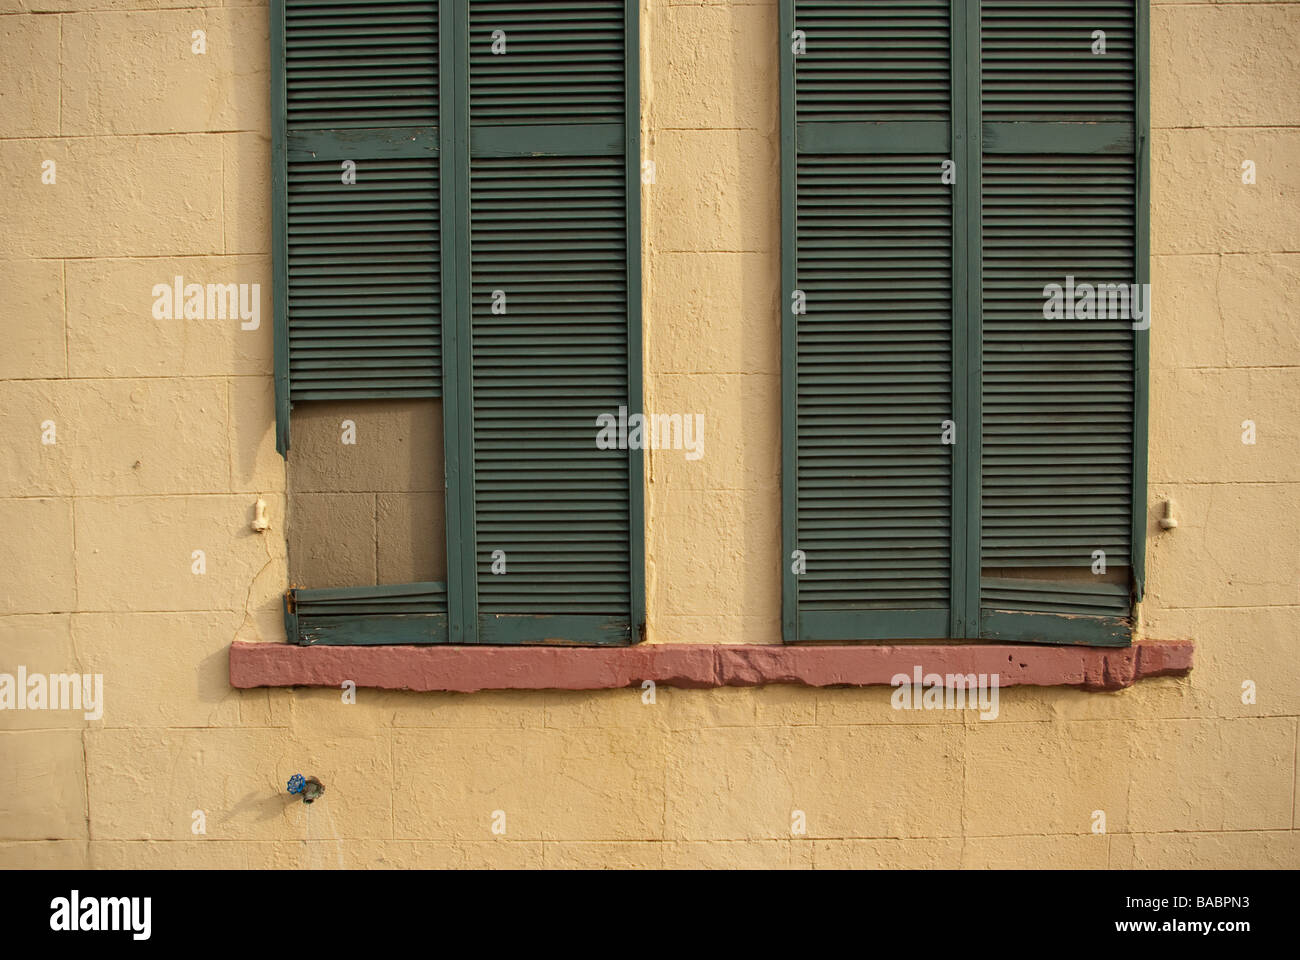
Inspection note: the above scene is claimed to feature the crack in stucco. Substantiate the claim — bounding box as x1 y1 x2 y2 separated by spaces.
233 513 276 648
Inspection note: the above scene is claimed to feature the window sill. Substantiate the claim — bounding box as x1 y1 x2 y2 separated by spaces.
229 638 1192 693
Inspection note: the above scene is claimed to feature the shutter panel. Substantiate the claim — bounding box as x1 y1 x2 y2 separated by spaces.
280 0 442 423
288 582 448 644
457 0 640 644
977 0 1144 645
275 0 448 645
275 0 641 646
783 0 958 641
781 0 1146 646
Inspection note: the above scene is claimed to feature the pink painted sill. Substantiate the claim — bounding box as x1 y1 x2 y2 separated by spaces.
229 639 1192 693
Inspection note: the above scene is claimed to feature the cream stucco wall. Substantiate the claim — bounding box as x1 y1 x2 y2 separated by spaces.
1 0 1297 868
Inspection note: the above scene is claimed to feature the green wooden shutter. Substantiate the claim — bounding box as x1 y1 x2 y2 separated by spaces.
275 0 642 646
780 0 1147 646
273 0 449 638
274 0 442 452
781 0 960 641
976 0 1147 645
443 0 642 644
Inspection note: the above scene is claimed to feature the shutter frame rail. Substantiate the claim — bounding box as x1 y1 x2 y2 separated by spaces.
285 582 450 644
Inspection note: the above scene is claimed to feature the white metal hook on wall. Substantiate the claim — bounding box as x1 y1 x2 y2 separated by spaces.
1158 498 1178 531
